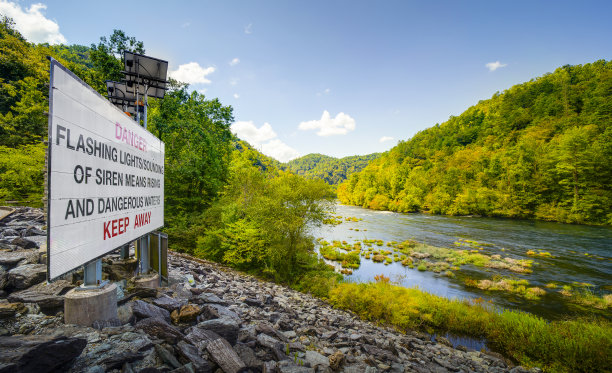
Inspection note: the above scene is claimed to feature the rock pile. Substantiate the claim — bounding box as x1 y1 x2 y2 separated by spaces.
0 208 541 372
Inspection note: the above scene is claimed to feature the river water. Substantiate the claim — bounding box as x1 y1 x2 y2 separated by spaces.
314 204 612 320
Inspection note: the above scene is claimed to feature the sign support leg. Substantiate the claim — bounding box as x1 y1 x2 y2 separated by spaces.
139 235 149 274
83 259 102 287
120 244 130 260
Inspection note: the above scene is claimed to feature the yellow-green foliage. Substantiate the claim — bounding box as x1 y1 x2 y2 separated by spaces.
0 144 45 206
329 281 612 373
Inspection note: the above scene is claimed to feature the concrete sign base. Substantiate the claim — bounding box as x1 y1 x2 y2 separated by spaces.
134 273 159 289
64 283 117 326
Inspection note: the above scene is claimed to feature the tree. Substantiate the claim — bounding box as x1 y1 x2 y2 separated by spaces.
89 29 145 93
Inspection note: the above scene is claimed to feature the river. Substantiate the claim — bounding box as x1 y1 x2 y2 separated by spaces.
314 204 612 320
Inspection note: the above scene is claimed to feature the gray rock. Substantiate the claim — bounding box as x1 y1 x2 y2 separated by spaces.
8 280 74 310
0 251 38 266
233 343 262 368
117 303 135 325
99 351 144 370
257 333 283 351
153 295 187 312
0 335 87 372
206 337 246 373
135 317 184 344
23 227 45 237
169 363 196 373
132 300 171 322
184 326 221 352
276 360 315 373
199 303 240 322
176 341 212 373
197 292 228 305
304 351 329 368
154 344 181 369
197 317 239 345
10 237 38 250
8 263 46 289
85 365 105 373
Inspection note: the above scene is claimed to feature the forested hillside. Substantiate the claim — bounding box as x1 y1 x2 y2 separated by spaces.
338 61 612 225
287 152 380 185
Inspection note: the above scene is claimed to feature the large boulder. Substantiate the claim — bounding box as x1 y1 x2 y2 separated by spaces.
8 264 46 289
132 300 171 322
0 335 87 373
8 280 74 311
10 237 38 250
0 251 38 267
176 341 211 373
153 295 187 312
197 317 239 345
0 302 27 319
135 317 184 344
206 338 246 373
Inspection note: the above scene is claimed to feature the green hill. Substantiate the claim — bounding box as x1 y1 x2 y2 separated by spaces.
338 61 612 225
287 152 380 185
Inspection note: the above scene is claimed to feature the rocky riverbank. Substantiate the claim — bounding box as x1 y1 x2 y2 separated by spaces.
0 207 541 372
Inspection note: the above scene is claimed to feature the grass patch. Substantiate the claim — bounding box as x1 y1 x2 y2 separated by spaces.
319 245 361 269
464 276 546 300
328 279 612 373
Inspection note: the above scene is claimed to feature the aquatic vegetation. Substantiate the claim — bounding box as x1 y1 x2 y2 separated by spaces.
545 283 558 289
344 216 363 222
319 245 361 269
559 286 611 310
323 216 343 225
526 250 553 258
417 262 427 271
339 268 353 275
464 276 546 300
401 257 413 266
329 280 612 373
444 270 455 277
372 254 386 263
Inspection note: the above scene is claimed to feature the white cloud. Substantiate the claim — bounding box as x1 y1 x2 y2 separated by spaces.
298 110 356 136
379 136 394 143
181 21 191 28
229 78 239 86
0 1 66 44
244 23 253 34
485 61 507 71
260 139 300 162
169 62 215 85
316 88 331 96
231 121 299 162
231 121 277 145
229 58 240 66
233 93 240 99
198 88 207 95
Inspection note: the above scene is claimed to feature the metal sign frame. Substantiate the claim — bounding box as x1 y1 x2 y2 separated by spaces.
46 58 165 281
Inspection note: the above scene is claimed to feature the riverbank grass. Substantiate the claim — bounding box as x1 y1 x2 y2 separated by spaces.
328 277 611 373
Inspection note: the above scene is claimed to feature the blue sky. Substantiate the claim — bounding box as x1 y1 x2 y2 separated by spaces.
2 1 611 161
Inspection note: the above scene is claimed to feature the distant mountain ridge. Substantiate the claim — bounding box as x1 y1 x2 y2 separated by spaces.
338 60 612 225
287 153 381 186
